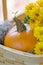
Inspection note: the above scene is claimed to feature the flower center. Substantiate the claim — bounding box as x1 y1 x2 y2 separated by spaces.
35 13 39 17
31 19 35 22
40 48 43 52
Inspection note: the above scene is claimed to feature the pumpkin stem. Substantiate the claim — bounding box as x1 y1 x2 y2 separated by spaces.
13 17 26 32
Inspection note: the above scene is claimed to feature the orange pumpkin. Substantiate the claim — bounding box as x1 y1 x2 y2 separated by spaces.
4 17 37 52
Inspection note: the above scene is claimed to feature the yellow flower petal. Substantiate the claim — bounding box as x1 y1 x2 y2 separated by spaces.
34 42 43 54
34 26 43 41
37 0 43 7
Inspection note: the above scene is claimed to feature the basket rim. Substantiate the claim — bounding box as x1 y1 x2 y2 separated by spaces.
0 44 43 57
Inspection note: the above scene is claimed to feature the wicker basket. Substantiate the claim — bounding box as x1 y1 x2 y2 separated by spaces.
0 14 43 65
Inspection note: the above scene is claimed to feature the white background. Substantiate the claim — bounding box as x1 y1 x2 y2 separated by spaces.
0 0 36 22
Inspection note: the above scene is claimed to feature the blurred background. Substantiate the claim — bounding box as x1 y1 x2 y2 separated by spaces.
0 0 36 22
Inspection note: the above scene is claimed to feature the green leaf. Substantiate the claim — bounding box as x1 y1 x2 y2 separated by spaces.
24 16 30 23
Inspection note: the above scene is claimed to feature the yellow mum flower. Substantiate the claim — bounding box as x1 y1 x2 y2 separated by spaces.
34 42 43 54
34 26 43 41
29 19 41 29
25 3 42 20
25 5 43 29
37 0 43 7
25 3 38 18
29 6 40 19
28 15 43 29
25 3 35 11
29 7 43 21
29 19 36 29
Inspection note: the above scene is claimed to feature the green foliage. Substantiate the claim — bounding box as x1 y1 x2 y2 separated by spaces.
24 16 30 23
